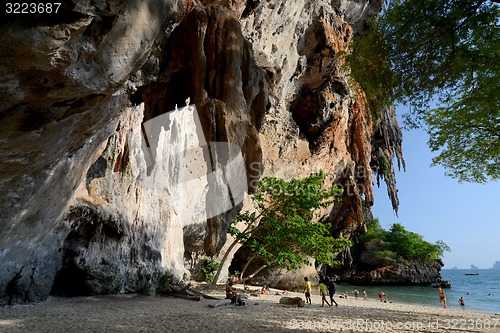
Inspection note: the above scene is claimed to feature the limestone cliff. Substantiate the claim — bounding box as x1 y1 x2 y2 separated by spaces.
0 0 403 304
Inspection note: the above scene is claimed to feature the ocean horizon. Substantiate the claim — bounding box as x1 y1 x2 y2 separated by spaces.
336 269 500 315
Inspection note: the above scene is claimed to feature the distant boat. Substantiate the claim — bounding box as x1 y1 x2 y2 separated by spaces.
465 273 479 276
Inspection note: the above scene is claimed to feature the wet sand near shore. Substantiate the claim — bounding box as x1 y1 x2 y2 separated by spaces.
0 285 498 332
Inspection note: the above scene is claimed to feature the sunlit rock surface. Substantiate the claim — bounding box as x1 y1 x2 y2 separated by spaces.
0 0 404 304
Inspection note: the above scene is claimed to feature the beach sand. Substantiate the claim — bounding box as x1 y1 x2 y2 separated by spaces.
0 284 498 332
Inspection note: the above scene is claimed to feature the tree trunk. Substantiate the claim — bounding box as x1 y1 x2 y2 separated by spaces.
239 254 257 279
170 293 202 301
210 239 239 287
236 264 268 284
170 286 220 300
210 220 261 287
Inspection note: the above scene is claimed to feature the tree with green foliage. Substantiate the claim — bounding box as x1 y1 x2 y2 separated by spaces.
388 223 451 261
211 172 351 285
360 218 386 241
346 0 500 183
360 219 451 262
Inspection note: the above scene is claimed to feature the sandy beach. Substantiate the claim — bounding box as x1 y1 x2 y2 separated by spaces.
0 284 498 333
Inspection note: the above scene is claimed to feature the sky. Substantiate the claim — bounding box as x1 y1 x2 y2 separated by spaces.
371 108 500 270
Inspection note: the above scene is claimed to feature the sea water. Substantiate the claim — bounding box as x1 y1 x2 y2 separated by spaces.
336 269 500 314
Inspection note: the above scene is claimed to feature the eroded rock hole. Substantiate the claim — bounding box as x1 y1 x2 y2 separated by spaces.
50 237 90 297
51 206 126 296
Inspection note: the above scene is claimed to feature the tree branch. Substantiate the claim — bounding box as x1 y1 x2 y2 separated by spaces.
240 254 257 279
236 264 270 284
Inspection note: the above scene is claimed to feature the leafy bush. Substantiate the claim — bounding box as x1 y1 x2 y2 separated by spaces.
200 258 219 283
375 250 397 262
156 271 174 295
360 219 386 243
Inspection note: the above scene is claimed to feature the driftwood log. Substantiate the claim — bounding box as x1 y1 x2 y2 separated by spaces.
170 286 220 301
209 299 234 308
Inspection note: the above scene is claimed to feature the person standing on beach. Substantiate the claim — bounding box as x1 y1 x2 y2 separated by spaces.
318 280 331 307
303 277 312 304
363 289 367 300
437 286 447 308
353 288 359 299
326 279 338 307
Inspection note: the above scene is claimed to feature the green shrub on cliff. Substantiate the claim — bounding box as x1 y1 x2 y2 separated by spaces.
360 219 450 263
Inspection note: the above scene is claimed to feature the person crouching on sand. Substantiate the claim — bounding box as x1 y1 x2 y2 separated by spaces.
226 281 244 306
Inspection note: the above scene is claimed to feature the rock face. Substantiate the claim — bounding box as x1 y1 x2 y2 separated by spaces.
330 260 444 286
0 0 404 304
241 0 401 238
